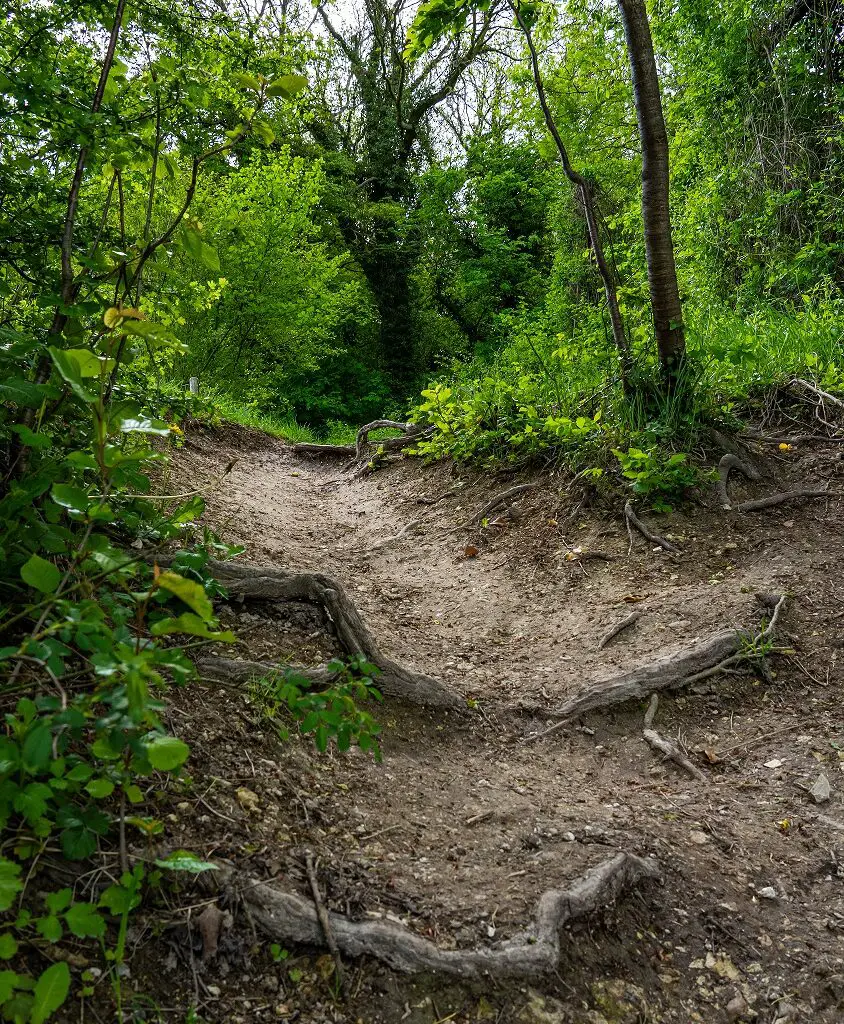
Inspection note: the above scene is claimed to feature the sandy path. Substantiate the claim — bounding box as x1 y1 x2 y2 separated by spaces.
166 425 844 1022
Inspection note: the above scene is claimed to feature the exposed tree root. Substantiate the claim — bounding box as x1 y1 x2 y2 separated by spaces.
353 419 428 461
717 452 839 511
292 421 430 464
527 595 786 739
731 489 838 512
447 483 538 535
717 453 761 507
197 656 329 688
624 501 679 554
215 852 659 978
597 610 642 650
197 560 462 708
642 695 707 782
368 517 425 552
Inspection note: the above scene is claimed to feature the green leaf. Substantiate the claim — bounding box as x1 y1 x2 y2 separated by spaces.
154 850 219 874
20 554 61 594
267 73 308 98
0 971 18 1002
64 902 106 939
123 784 143 804
65 763 93 783
10 424 51 450
145 735 190 771
85 778 115 799
31 961 70 1024
155 571 213 619
44 889 72 915
252 119 275 146
22 726 53 772
120 320 177 345
0 378 48 408
36 914 63 943
99 878 142 916
0 933 16 960
48 347 100 403
51 483 90 515
234 72 261 92
116 415 171 435
150 612 235 641
180 227 220 272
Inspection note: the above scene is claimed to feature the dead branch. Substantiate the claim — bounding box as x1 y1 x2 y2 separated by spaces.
293 442 356 458
526 595 786 738
216 852 658 978
717 453 761 507
642 695 707 782
192 560 462 709
741 429 844 445
304 852 345 992
624 501 679 554
447 483 538 535
598 610 642 650
788 378 844 408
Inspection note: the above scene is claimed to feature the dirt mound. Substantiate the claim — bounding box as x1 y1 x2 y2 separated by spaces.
138 425 844 1023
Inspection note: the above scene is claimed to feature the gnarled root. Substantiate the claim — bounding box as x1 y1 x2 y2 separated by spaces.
624 501 679 554
717 452 838 511
528 595 785 739
199 560 461 708
717 453 761 507
731 489 838 512
292 421 430 464
215 852 659 978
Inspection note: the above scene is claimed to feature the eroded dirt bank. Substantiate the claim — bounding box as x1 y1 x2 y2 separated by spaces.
143 425 844 1024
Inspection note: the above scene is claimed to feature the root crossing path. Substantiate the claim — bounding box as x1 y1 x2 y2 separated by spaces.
175 427 844 1014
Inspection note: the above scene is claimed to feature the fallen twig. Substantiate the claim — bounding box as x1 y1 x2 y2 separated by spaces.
305 851 346 994
624 501 679 554
597 610 642 650
715 719 807 758
447 483 538 535
642 695 707 782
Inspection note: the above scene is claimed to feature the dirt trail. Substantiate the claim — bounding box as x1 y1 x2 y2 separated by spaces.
159 426 844 1024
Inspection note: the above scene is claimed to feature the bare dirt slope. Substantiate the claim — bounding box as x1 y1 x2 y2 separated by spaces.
148 425 844 1024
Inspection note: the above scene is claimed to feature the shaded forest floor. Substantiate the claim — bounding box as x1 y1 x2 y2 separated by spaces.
134 424 844 1024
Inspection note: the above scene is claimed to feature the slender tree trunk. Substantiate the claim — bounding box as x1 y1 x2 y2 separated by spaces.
512 2 632 386
617 0 685 383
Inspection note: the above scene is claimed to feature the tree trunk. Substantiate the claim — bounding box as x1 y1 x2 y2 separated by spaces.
512 2 632 387
617 0 685 383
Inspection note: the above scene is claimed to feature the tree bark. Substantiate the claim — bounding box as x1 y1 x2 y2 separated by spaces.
616 0 685 383
512 2 632 385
